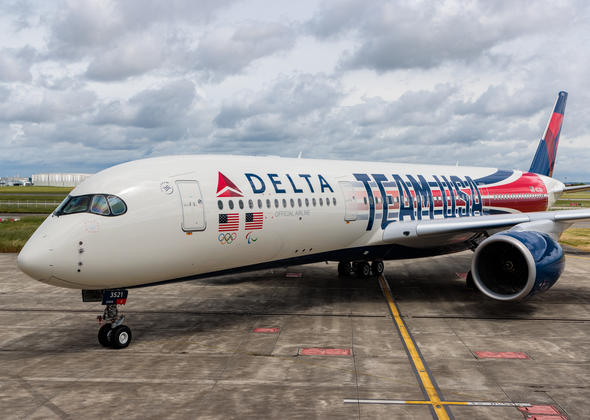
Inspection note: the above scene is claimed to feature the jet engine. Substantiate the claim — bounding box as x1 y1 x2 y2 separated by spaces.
471 231 564 302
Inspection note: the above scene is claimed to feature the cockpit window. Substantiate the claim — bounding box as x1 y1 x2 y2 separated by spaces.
55 194 127 217
107 195 126 215
61 195 91 214
90 195 110 215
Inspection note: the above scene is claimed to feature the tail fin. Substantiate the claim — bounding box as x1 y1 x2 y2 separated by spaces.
529 91 568 177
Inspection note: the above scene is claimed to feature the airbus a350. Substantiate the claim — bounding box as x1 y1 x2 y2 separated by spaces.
17 91 590 348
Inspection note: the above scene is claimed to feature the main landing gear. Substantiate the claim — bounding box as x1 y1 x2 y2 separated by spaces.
83 289 132 349
338 261 384 278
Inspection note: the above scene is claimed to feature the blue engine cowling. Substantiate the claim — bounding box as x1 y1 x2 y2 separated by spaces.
471 230 564 301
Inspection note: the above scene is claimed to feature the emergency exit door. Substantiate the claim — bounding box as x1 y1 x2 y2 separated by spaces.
176 180 206 231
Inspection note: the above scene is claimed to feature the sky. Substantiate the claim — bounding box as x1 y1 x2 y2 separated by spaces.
1 0 589 181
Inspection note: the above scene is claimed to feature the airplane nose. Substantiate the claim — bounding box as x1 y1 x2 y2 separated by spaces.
17 240 54 282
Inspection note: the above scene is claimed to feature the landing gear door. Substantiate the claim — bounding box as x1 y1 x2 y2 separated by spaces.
339 181 358 221
176 180 206 231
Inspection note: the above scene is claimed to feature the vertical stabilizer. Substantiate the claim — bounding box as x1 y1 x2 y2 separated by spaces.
529 91 567 177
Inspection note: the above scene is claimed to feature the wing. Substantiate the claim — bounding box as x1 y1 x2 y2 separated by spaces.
382 209 590 245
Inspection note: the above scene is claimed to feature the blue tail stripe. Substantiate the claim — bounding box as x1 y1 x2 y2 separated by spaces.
554 91 567 115
529 139 550 175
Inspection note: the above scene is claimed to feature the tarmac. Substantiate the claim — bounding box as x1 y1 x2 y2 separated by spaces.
0 250 589 419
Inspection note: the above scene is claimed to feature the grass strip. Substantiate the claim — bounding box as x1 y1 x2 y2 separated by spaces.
0 216 47 252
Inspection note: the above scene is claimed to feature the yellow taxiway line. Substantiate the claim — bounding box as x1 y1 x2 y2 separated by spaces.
378 275 451 420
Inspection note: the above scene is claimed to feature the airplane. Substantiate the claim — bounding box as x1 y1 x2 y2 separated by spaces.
17 91 590 349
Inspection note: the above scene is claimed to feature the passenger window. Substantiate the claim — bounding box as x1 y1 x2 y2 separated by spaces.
282 199 287 208
326 197 330 206
274 199 279 208
305 198 309 207
239 200 244 209
298 198 302 207
248 199 253 209
107 195 127 215
290 198 295 207
61 195 91 214
90 195 111 215
332 197 337 206
266 199 271 208
218 200 223 210
312 198 316 207
363 197 367 205
229 200 234 210
258 199 263 209
319 198 323 206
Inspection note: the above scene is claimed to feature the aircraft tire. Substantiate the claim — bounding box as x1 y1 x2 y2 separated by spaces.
98 323 112 347
338 261 352 276
371 261 384 276
111 325 132 349
357 262 371 278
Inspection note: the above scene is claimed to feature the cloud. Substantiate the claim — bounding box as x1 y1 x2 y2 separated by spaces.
85 34 164 81
309 0 580 72
192 22 297 81
0 47 36 82
214 74 342 128
48 0 235 59
1 0 590 183
94 79 197 128
0 87 97 123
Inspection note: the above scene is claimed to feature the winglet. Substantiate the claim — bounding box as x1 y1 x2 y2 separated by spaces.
529 91 568 177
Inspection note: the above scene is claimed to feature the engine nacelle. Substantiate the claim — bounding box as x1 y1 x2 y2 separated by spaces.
472 231 564 302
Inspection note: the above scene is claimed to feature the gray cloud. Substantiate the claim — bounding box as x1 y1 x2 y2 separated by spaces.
214 74 342 128
85 34 164 81
192 22 297 81
49 0 235 58
309 0 581 72
94 79 197 128
0 47 36 82
1 0 590 182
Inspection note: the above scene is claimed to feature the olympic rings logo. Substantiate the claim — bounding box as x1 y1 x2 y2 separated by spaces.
218 232 237 245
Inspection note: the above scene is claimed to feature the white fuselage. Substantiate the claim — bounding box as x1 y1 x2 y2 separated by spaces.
17 155 560 290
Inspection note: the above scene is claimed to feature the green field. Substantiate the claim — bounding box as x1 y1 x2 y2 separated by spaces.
562 191 590 199
0 186 70 213
0 186 73 194
0 216 46 253
554 200 590 208
560 228 590 252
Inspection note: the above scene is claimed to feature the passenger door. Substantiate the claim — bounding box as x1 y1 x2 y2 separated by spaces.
176 180 206 231
339 181 358 221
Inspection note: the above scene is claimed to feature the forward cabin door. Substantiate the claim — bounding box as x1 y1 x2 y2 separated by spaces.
176 180 206 231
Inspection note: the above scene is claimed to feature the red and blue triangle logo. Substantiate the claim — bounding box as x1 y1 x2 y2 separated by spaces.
216 172 243 197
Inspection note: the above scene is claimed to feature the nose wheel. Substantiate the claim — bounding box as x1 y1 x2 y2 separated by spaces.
94 290 132 349
97 315 133 349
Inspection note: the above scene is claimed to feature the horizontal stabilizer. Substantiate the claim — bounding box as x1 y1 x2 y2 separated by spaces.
563 184 590 193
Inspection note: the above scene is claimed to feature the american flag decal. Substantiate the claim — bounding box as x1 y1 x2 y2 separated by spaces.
219 213 239 231
245 212 263 230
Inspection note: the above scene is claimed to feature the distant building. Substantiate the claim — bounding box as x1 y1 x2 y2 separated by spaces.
0 177 31 186
32 173 92 187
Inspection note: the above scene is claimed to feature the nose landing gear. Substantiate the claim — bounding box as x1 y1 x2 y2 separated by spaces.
83 289 132 349
97 303 132 349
